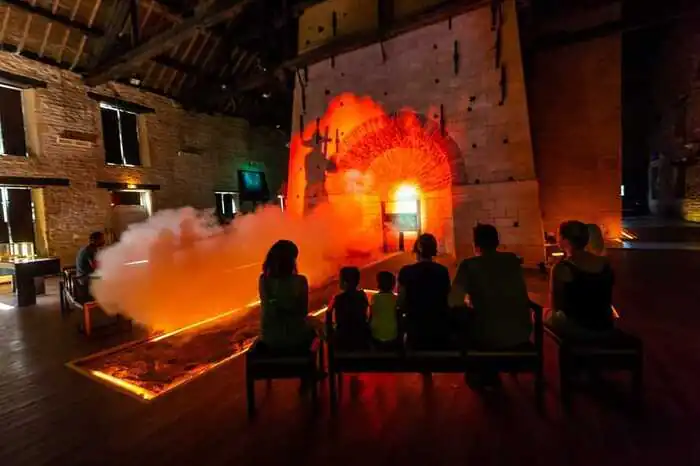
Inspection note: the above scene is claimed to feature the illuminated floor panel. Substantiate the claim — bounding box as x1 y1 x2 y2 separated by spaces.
66 254 395 402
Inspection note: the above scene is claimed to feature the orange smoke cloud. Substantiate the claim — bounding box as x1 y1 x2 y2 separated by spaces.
93 204 381 332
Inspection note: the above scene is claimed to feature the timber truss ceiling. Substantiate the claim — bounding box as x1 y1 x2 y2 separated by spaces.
0 0 694 128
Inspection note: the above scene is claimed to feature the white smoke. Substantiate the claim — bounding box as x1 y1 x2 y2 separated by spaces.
92 201 381 332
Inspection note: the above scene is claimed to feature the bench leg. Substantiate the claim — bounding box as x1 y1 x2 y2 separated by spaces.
535 363 545 415
246 373 256 420
59 282 66 315
632 352 644 408
83 303 93 337
559 347 573 411
329 369 338 413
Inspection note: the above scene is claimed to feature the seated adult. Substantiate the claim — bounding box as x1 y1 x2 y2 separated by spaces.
259 240 314 352
547 220 615 339
75 231 105 301
397 233 451 349
449 224 532 349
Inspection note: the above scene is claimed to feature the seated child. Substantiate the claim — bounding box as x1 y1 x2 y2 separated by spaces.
370 271 399 350
330 266 370 350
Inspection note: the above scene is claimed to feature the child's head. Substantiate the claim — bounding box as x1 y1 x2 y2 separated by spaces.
339 266 360 291
376 271 395 293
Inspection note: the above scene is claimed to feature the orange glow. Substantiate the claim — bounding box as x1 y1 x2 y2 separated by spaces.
288 93 456 251
69 291 380 402
620 229 638 241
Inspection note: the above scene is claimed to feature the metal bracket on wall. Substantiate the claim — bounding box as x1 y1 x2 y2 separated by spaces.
494 19 502 68
492 0 503 68
297 69 307 113
498 65 507 106
491 0 503 31
303 66 308 83
330 56 335 68
315 117 321 144
380 41 387 63
335 128 340 153
299 114 305 136
332 11 338 36
440 104 445 137
448 16 452 30
453 40 460 75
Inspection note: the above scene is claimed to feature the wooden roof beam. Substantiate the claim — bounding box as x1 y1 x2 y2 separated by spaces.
235 0 487 91
84 0 253 87
0 0 104 37
283 0 488 69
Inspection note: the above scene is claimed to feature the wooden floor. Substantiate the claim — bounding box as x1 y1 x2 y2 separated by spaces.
1 250 699 466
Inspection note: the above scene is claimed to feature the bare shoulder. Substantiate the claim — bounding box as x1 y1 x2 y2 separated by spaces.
552 260 572 282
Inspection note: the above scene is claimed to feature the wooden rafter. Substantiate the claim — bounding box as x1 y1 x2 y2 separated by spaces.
0 7 10 45
57 0 84 62
164 33 196 93
16 0 38 54
38 0 60 57
71 0 103 70
87 0 132 69
84 0 253 87
2 0 103 37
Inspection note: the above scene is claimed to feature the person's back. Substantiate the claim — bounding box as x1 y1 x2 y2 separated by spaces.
456 251 532 348
332 267 369 350
259 240 313 351
333 289 369 348
398 234 451 348
549 221 614 338
260 274 311 350
370 292 398 341
370 271 398 345
76 244 97 277
557 255 613 332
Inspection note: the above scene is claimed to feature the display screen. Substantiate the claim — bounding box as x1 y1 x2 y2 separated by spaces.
385 213 419 232
238 170 269 201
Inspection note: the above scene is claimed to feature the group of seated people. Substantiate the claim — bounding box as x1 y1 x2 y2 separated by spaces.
258 219 616 373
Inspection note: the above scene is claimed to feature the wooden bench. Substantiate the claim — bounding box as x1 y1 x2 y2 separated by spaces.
544 324 643 408
245 338 323 419
326 303 545 413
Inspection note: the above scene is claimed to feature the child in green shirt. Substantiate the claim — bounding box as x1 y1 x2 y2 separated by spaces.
370 271 399 350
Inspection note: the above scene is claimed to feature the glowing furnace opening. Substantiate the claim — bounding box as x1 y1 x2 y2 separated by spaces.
382 183 422 252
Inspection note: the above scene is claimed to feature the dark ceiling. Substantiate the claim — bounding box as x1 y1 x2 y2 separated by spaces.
0 0 696 131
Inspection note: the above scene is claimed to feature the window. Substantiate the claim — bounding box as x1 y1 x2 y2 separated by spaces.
0 186 36 258
100 103 141 166
0 84 27 157
110 190 153 215
215 192 239 220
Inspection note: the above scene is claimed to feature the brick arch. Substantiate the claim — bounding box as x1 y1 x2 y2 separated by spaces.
333 110 465 195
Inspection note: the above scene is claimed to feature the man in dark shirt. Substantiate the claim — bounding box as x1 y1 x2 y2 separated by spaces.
75 232 105 301
398 233 451 349
76 231 105 277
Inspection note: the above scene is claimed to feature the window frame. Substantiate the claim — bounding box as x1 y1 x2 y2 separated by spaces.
99 102 142 167
215 191 239 219
0 83 27 158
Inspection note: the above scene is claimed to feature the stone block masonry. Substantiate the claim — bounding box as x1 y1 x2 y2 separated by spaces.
294 0 546 266
0 52 288 266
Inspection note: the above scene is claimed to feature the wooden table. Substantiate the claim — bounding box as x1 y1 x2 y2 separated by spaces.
0 257 61 307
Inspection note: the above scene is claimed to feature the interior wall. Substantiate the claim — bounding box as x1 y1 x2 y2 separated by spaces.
0 52 288 265
293 0 546 265
529 35 622 238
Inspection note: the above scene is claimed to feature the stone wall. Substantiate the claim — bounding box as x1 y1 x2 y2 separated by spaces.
528 35 622 238
293 0 546 265
0 52 288 265
647 17 700 222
